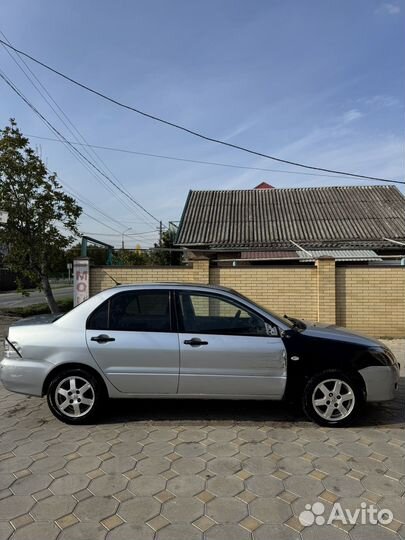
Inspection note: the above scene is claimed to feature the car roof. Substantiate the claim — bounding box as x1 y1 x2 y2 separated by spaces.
112 282 236 293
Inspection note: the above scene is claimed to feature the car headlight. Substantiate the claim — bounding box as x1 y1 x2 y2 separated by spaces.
369 346 396 366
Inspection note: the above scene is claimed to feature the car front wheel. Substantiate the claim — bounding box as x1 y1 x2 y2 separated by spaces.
302 370 364 426
47 368 104 424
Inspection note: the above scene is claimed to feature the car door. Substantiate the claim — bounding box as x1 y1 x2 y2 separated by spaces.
86 289 179 394
176 290 287 398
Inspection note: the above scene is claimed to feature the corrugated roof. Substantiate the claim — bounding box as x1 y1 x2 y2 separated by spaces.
296 250 381 261
176 186 405 249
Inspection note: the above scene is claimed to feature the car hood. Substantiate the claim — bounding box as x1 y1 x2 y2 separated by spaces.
301 321 383 348
11 313 62 327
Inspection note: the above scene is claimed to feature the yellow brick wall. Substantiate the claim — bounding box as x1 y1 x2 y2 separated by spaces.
210 266 318 321
88 261 405 338
89 266 196 296
336 266 405 338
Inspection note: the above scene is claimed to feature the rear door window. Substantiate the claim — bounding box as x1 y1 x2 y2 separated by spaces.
87 290 171 332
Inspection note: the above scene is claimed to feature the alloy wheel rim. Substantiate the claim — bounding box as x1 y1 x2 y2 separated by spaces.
312 378 355 421
55 376 95 418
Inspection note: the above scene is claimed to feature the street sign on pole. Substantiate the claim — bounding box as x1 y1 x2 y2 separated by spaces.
67 262 73 282
73 258 90 306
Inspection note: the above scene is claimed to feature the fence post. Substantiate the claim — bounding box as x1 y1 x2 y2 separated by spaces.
316 257 336 324
192 258 210 284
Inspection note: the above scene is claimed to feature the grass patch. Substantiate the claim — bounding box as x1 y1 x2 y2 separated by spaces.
0 297 73 318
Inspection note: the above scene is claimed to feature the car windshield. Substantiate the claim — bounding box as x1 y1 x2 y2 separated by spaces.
229 289 296 329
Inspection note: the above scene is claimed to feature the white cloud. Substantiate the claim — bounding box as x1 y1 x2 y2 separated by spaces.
377 3 401 15
363 95 401 108
342 109 363 124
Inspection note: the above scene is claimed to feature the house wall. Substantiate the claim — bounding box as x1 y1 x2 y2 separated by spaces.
89 259 405 338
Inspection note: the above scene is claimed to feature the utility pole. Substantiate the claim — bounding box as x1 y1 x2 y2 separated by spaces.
159 221 163 246
122 227 131 249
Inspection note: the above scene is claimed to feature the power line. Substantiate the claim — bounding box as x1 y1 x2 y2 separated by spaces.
26 133 405 186
0 70 135 234
0 38 401 185
0 68 164 227
0 67 143 235
0 30 143 220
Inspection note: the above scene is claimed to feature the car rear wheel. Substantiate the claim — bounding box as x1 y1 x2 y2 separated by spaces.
47 368 104 424
302 370 363 426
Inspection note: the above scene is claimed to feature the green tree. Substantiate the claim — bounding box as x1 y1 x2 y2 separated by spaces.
0 120 82 313
150 228 182 266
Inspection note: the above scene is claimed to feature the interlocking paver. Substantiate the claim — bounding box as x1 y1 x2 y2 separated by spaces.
254 523 301 540
285 475 324 497
207 456 242 475
205 523 251 540
118 496 160 522
156 522 203 540
136 457 171 475
0 456 32 474
66 456 101 474
0 474 15 490
100 456 135 474
11 473 52 495
58 522 107 540
301 524 350 539
162 496 204 522
166 474 205 496
29 456 67 474
207 475 244 496
31 495 76 521
349 523 400 539
246 474 284 497
129 474 166 496
250 496 292 523
75 495 118 521
50 474 89 495
175 442 206 457
0 495 34 520
362 473 405 496
243 455 279 475
272 442 305 457
106 523 155 540
10 522 60 540
206 497 248 523
89 474 128 496
0 521 13 540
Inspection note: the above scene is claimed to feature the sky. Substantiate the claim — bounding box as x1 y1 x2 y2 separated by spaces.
0 0 404 248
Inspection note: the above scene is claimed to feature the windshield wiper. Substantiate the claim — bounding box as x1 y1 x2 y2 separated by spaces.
284 314 306 330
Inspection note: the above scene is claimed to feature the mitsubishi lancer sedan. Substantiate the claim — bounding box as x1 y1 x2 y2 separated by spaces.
0 284 400 426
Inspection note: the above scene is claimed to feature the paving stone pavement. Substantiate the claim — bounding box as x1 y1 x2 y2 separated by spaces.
0 320 404 539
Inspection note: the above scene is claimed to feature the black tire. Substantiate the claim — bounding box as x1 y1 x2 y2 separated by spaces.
47 368 105 424
302 369 364 427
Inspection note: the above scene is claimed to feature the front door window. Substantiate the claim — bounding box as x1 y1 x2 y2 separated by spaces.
177 291 274 337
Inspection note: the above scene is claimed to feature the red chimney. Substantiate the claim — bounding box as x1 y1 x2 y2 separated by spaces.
254 182 274 189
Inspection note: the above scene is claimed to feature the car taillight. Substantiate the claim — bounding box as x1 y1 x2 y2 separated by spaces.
4 338 22 359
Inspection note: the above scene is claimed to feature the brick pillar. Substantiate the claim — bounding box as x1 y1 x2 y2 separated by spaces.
316 257 336 324
192 258 210 284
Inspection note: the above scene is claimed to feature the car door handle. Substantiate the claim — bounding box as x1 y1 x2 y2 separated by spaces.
91 334 115 344
184 338 208 346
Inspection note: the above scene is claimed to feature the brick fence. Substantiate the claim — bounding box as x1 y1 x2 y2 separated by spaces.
89 258 405 338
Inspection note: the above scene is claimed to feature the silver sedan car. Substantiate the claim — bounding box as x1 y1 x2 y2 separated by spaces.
1 283 400 426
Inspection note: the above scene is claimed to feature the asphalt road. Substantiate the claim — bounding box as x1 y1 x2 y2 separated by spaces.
0 286 72 308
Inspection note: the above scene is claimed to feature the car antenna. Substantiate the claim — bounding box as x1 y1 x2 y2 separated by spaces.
103 270 121 286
